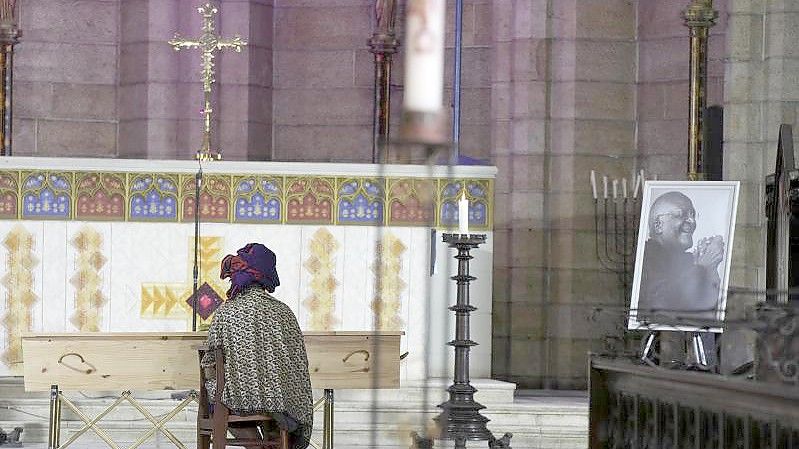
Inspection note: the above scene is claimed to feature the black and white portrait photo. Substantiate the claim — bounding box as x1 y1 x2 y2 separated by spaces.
628 181 740 332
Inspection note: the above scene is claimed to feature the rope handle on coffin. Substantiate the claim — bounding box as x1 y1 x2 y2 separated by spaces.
57 352 96 375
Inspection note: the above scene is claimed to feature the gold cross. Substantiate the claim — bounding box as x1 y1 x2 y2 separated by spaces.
169 3 247 161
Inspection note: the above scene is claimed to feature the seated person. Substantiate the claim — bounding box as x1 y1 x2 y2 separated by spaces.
201 243 313 449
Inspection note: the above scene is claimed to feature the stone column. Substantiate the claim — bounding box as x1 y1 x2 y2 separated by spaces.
722 0 799 373
119 0 273 160
14 0 118 157
119 0 180 159
489 0 550 388
490 0 637 390
545 0 637 389
217 0 273 161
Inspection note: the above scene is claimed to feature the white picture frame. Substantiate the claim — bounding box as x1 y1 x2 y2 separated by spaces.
628 181 740 333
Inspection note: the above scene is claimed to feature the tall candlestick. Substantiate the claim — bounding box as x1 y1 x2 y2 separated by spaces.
458 193 469 234
612 179 618 199
603 176 608 199
590 170 598 199
403 0 446 112
622 178 628 198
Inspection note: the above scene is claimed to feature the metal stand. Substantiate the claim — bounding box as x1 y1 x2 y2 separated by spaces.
414 233 512 449
639 331 710 369
640 331 657 366
48 385 60 449
594 197 641 303
690 331 708 368
323 389 334 449
191 168 202 332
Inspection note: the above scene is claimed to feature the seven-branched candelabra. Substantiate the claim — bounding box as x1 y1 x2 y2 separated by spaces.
591 170 645 303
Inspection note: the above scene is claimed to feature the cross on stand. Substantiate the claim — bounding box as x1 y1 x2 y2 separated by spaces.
168 2 247 161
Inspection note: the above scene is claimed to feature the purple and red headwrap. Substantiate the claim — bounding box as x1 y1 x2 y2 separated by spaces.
220 243 280 299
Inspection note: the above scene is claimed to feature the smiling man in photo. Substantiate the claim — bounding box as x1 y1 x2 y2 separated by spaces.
636 191 725 325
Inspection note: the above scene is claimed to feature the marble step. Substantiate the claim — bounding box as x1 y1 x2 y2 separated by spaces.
0 397 587 449
0 377 517 406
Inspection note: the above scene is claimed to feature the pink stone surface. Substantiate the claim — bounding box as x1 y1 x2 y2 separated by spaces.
19 0 119 44
7 0 736 389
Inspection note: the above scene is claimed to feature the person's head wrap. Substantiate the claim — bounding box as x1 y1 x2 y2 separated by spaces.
220 243 280 299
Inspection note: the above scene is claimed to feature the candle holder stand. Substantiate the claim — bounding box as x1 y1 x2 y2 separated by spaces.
592 195 644 358
412 233 512 449
594 196 641 305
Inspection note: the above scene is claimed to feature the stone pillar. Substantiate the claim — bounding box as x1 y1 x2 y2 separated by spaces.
14 0 119 157
545 0 637 389
119 0 273 160
119 0 180 159
217 1 273 161
272 2 373 162
722 0 799 373
490 0 637 390
489 0 549 388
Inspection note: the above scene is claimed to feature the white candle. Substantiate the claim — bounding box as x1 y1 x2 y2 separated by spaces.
590 170 597 199
403 0 446 112
622 178 628 198
458 193 469 235
633 170 643 198
612 179 618 199
602 176 608 199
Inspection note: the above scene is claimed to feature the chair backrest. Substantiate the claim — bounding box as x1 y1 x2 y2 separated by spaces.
198 346 226 410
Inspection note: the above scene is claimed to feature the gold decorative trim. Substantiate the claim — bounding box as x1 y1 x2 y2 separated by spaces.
371 232 406 330
303 228 340 330
2 225 37 371
70 226 107 331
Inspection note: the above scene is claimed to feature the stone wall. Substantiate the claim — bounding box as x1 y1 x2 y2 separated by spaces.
637 0 728 179
7 0 753 389
14 0 119 157
721 0 799 372
490 0 638 389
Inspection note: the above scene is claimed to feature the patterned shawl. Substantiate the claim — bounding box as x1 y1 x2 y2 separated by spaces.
202 287 313 449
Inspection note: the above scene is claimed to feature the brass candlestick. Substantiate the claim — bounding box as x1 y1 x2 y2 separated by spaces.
682 0 717 181
0 0 19 156
369 0 399 163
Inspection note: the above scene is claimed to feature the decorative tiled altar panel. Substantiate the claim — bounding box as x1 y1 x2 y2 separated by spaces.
128 173 179 222
180 174 232 223
21 171 72 220
74 172 126 221
0 172 18 220
0 158 497 380
285 177 335 225
232 175 283 223
0 170 493 230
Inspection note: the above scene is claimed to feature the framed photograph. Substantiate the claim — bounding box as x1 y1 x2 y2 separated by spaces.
628 181 740 332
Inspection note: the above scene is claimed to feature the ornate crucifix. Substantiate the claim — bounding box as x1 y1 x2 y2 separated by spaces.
169 2 247 161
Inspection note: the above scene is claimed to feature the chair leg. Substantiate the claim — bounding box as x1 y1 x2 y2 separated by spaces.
198 432 211 449
212 408 229 449
280 429 289 449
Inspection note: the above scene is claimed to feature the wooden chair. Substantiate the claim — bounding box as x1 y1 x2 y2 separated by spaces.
198 347 290 449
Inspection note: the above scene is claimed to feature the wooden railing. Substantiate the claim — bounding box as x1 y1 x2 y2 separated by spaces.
589 356 799 449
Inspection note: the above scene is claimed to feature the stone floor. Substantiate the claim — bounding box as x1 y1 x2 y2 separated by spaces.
0 380 589 449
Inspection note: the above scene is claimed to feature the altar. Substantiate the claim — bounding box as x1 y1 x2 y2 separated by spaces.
0 156 496 382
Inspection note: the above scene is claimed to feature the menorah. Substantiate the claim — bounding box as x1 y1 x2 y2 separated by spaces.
590 170 646 303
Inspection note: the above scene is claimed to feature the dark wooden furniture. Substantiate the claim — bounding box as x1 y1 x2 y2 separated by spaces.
197 347 290 449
